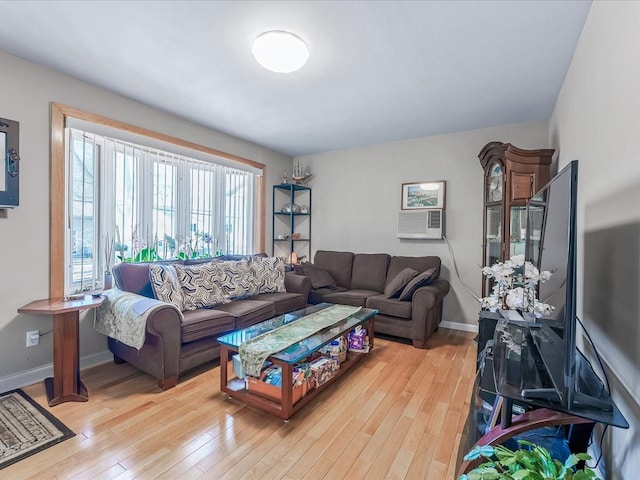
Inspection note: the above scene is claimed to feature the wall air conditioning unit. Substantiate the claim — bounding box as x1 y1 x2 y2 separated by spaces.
397 209 444 239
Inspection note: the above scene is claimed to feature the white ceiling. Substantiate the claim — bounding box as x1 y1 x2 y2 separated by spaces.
0 1 591 157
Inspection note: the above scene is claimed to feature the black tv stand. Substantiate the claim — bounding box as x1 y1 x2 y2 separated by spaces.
457 312 628 474
493 318 625 425
519 327 561 402
573 391 613 411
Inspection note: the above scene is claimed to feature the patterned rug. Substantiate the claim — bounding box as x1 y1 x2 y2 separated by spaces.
0 389 75 470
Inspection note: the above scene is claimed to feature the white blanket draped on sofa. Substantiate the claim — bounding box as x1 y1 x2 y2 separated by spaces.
94 289 182 350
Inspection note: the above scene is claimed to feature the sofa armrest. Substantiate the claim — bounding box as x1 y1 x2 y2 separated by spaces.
145 303 183 339
105 293 183 389
409 278 450 347
411 278 450 307
285 271 312 300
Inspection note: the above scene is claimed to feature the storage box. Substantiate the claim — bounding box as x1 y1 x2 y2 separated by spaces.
246 376 306 404
309 357 339 386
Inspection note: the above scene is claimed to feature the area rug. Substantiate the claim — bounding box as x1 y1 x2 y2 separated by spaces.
0 389 75 470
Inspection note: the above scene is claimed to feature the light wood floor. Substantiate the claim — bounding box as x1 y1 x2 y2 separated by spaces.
11 328 476 480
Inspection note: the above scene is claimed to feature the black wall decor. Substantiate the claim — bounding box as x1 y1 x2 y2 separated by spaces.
0 117 19 208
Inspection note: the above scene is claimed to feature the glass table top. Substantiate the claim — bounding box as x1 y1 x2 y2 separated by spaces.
217 302 377 364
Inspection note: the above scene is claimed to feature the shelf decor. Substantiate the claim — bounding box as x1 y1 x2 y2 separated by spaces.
401 181 445 210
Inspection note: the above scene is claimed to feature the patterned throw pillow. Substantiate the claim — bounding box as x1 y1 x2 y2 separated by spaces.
149 264 186 311
216 259 257 300
174 261 228 310
250 256 286 294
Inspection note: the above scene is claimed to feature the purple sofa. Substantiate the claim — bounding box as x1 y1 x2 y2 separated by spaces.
108 256 311 389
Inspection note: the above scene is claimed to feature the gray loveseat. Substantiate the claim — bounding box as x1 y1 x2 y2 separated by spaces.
298 250 449 348
105 256 311 390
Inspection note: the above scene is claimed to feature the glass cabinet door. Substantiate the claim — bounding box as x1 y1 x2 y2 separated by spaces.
485 206 503 267
509 206 527 257
487 163 503 203
485 205 503 296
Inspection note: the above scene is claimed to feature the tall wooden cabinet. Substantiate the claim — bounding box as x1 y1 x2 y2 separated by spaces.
479 142 554 296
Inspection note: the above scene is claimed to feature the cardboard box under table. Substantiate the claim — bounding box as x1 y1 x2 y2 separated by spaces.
246 377 308 404
246 364 311 404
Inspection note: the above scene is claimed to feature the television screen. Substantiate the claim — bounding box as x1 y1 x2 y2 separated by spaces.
494 159 627 426
525 160 578 407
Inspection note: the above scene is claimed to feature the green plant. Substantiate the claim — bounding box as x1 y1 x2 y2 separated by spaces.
133 247 160 262
459 441 599 480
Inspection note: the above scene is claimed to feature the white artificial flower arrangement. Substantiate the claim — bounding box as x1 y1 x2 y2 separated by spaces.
481 254 554 318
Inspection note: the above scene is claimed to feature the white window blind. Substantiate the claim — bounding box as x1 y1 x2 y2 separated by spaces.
66 127 256 293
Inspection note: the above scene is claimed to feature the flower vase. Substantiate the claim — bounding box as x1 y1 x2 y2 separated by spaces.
104 273 113 290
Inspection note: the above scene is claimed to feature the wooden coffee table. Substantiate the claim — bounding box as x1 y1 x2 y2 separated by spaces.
218 303 376 420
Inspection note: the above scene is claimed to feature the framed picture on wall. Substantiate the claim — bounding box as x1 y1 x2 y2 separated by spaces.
401 181 445 209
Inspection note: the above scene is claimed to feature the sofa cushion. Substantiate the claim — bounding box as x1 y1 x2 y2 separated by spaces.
366 295 412 319
308 286 348 304
398 267 438 301
322 289 380 307
351 254 390 292
149 264 186 311
384 268 419 298
174 261 228 310
313 250 355 288
300 262 336 289
249 292 306 315
213 299 275 329
180 308 236 343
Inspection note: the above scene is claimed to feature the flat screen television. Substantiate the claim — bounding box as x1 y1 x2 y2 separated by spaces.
494 160 627 427
521 160 621 416
524 160 581 408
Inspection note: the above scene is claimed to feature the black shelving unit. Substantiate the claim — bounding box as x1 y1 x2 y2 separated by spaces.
272 183 311 263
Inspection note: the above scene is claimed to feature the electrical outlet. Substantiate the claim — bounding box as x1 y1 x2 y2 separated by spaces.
26 330 39 347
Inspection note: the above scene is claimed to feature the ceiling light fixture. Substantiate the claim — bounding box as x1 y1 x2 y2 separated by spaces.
252 30 309 73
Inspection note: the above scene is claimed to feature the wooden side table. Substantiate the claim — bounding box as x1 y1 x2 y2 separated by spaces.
18 295 105 406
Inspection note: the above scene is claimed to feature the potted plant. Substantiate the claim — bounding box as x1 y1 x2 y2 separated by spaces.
459 441 599 480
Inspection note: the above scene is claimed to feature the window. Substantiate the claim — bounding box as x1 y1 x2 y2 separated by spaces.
66 127 257 293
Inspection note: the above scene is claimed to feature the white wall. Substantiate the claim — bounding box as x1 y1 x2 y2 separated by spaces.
549 2 640 477
0 50 291 388
296 121 549 329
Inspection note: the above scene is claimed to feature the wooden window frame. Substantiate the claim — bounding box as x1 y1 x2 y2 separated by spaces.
50 102 265 298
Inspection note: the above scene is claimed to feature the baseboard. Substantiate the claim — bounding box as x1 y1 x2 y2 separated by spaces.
440 320 478 333
0 350 113 393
